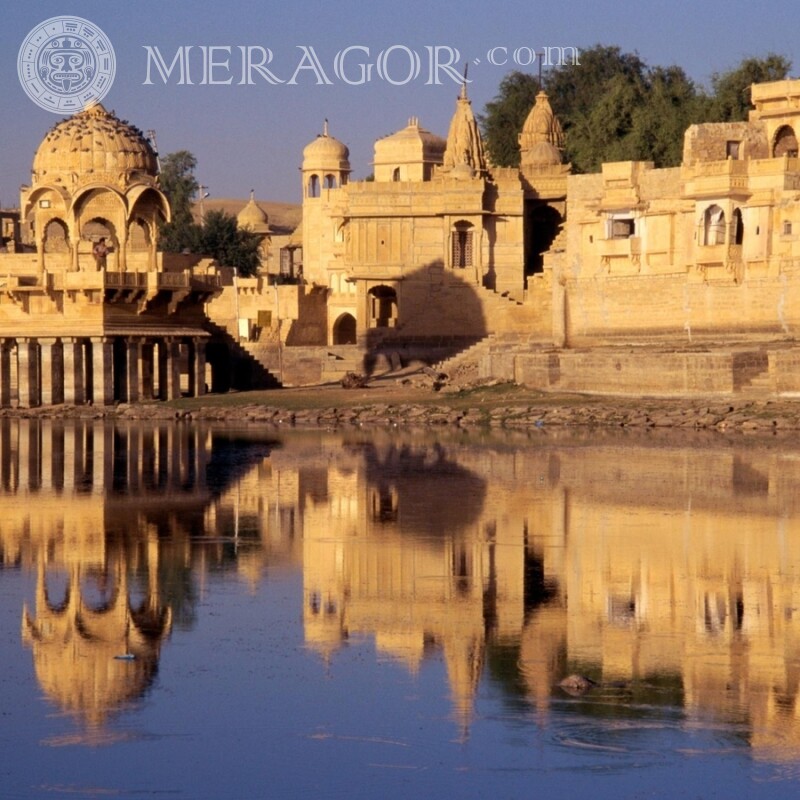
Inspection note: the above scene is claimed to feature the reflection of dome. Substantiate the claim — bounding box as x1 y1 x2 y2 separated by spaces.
33 103 158 185
303 122 350 170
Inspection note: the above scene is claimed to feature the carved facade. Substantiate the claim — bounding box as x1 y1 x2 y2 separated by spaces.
0 104 219 407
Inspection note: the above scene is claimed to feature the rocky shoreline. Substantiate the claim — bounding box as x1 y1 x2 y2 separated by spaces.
3 389 800 435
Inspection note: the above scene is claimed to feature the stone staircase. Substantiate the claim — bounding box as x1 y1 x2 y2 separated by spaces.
205 321 282 391
733 350 773 395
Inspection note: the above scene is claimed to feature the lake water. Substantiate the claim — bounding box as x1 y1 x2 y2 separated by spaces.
2 419 800 799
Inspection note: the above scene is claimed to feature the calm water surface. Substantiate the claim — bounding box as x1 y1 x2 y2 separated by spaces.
2 419 800 799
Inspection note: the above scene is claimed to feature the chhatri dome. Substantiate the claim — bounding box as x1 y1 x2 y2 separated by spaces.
237 190 269 233
302 120 351 172
519 91 565 168
32 103 159 188
442 82 486 178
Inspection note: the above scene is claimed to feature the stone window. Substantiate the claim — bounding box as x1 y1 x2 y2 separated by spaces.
323 174 337 189
307 174 320 198
784 220 793 236
368 285 397 328
392 167 401 182
726 140 741 159
731 208 744 245
702 205 726 245
606 213 635 239
451 222 474 268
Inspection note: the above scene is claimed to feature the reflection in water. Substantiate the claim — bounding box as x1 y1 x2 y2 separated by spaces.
3 422 800 765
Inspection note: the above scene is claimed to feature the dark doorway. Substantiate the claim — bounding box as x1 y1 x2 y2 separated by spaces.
524 202 562 277
333 313 357 344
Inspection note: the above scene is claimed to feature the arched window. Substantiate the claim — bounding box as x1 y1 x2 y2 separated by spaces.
702 205 726 246
307 174 320 198
332 312 357 344
731 208 744 246
43 218 69 253
323 173 337 189
451 221 474 268
392 167 401 182
774 125 798 158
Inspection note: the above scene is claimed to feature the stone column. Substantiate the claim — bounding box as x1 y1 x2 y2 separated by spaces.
190 338 207 397
141 341 155 400
126 338 142 403
17 339 40 409
39 338 64 406
158 338 182 400
90 337 115 406
62 338 85 405
0 341 11 408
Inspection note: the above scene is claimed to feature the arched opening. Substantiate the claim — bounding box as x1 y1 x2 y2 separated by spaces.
43 218 69 253
307 174 320 198
323 173 337 189
368 285 398 328
524 202 562 276
333 312 357 344
80 566 119 613
774 125 798 158
702 205 726 245
451 221 474 269
127 217 150 250
392 167 401 182
732 208 744 245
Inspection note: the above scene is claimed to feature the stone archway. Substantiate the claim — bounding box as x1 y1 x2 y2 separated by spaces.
367 285 397 329
774 125 798 158
332 312 357 344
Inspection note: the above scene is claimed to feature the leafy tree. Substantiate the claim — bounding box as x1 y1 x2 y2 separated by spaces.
479 71 541 167
158 150 200 253
479 46 791 174
709 53 791 121
196 210 262 277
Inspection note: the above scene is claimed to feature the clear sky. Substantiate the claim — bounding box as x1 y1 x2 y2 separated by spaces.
1 0 798 206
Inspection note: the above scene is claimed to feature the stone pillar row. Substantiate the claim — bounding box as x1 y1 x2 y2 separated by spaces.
0 336 207 408
0 420 211 495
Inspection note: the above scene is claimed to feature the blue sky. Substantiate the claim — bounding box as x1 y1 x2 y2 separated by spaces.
1 0 798 206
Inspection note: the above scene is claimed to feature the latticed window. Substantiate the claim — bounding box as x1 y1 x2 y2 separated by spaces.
452 224 473 268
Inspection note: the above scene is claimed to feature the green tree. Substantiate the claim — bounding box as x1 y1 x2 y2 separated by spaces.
480 46 791 174
197 210 262 277
709 53 791 121
158 150 200 253
478 71 541 167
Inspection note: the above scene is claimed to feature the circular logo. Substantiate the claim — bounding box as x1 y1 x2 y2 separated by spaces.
18 16 116 113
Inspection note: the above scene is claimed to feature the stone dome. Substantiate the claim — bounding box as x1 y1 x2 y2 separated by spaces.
302 122 350 171
237 191 269 233
32 103 158 186
519 91 564 168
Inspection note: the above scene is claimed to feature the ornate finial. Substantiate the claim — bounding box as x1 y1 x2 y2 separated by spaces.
249 188 255 201
460 64 468 100
323 118 329 137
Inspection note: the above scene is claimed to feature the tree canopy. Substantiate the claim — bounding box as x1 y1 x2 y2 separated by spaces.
157 151 262 276
479 46 792 173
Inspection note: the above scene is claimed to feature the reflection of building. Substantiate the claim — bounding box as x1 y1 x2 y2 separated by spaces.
0 419 276 736
256 430 800 758
7 423 800 759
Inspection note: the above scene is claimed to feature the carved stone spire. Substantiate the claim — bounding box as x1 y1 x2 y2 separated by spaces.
442 76 486 177
519 91 564 167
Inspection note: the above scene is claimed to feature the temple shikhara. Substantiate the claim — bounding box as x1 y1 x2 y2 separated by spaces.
4 78 800 403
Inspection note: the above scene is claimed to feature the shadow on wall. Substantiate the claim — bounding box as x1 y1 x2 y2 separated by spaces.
363 258 489 368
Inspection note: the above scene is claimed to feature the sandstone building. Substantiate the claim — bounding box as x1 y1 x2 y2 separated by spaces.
5 79 800 402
